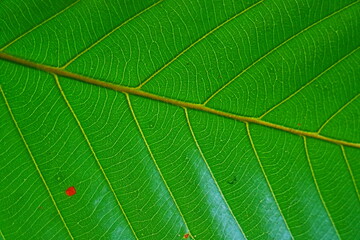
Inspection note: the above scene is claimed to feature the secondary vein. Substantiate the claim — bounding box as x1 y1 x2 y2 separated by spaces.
0 86 74 239
54 75 139 239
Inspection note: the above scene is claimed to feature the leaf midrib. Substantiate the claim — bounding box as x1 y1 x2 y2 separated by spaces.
1 52 359 149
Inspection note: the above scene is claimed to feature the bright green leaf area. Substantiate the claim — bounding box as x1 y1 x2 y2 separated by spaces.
0 0 359 239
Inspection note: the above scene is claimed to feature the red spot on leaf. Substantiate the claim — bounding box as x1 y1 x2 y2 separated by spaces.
297 123 301 126
183 233 189 239
65 186 76 196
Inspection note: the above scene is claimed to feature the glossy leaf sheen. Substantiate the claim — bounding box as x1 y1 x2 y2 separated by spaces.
0 0 359 239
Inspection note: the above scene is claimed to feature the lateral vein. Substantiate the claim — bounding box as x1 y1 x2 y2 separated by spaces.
126 94 195 239
0 0 80 51
246 123 294 239
203 1 359 105
0 86 74 239
303 137 341 238
136 0 264 89
54 75 138 239
185 108 247 239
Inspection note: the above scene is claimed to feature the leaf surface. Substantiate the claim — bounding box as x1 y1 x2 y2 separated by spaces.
0 0 359 239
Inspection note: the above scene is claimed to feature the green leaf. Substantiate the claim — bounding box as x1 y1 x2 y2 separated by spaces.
1 0 359 239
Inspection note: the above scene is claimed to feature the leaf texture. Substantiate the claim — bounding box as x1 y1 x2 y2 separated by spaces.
0 0 359 239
